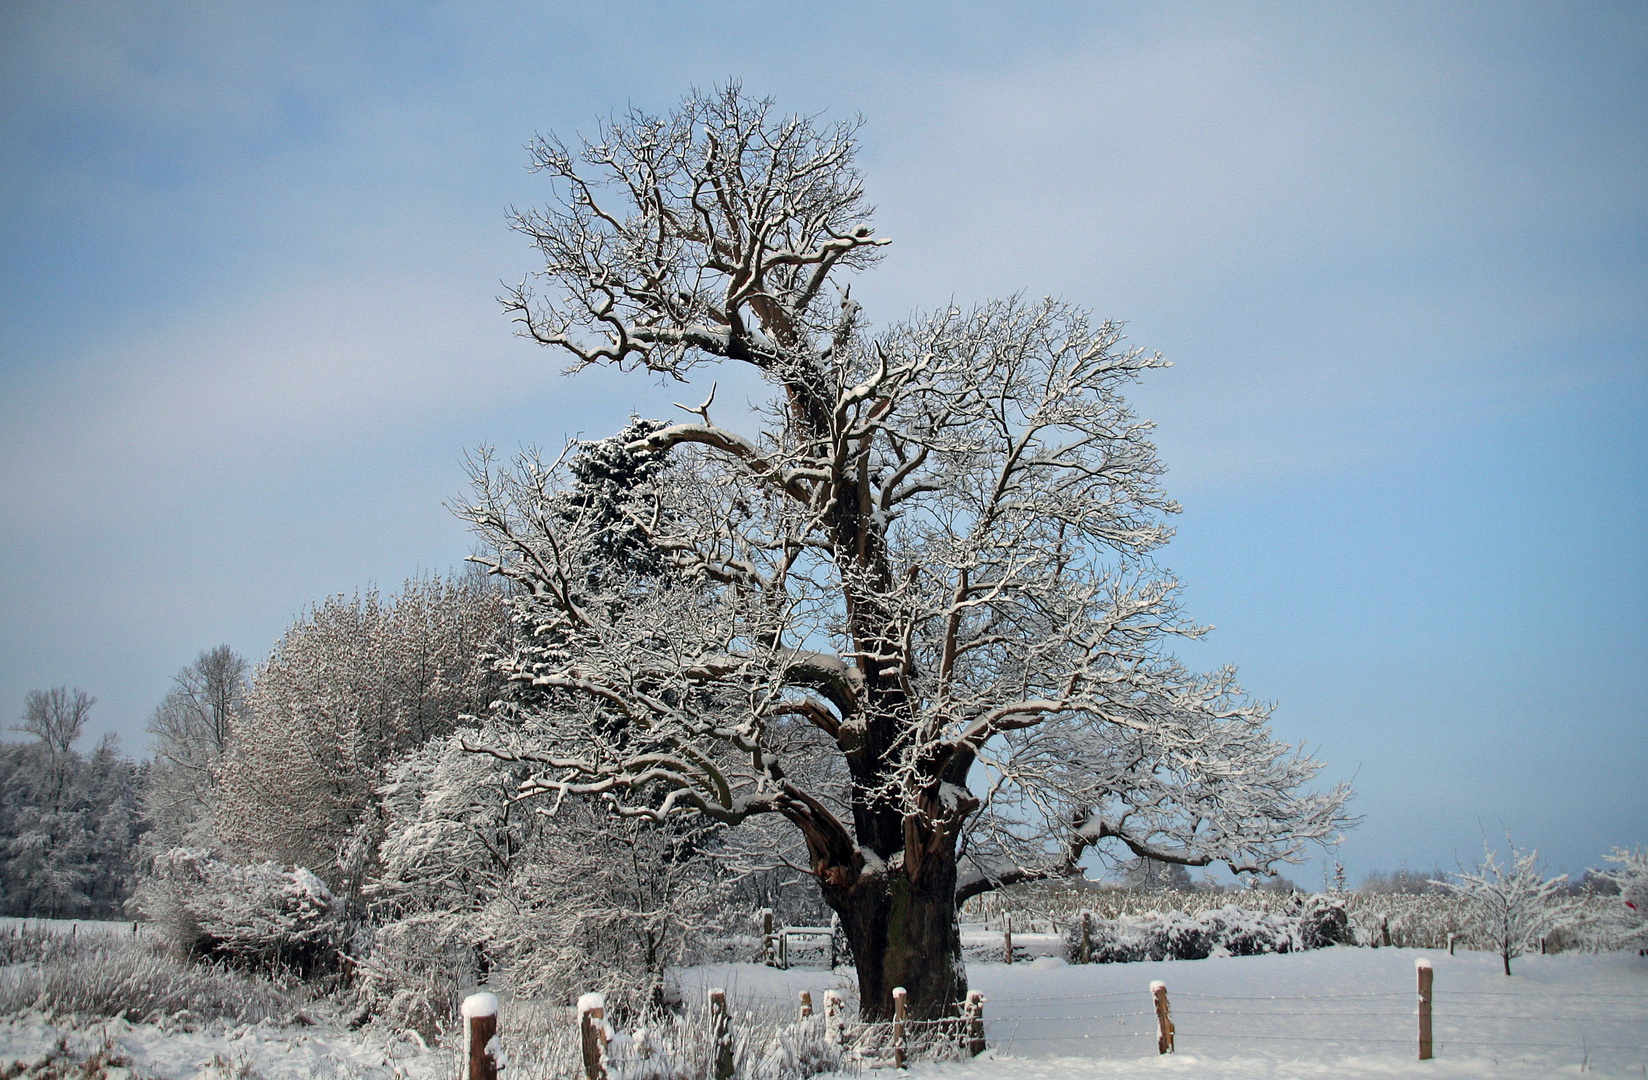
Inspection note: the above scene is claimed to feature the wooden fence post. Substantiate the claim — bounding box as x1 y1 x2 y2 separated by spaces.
577 992 607 1080
710 988 734 1080
761 909 775 966
1151 981 1174 1055
799 990 813 1021
1416 957 1434 1061
964 990 986 1057
828 912 840 969
1078 911 1093 964
892 986 908 1069
462 991 501 1080
1002 911 1013 964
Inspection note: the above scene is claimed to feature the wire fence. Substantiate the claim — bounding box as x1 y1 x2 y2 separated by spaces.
975 978 1648 1064
513 964 1648 1079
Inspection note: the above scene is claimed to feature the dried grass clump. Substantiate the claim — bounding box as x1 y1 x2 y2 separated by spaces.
493 994 844 1080
0 923 305 1026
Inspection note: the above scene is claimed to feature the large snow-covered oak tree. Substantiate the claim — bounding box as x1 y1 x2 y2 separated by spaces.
462 87 1352 1019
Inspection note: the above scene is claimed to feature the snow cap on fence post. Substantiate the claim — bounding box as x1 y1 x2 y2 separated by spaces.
461 992 501 1080
1416 957 1434 1061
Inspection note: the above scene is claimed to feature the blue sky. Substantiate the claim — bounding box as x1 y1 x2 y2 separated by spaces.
1 1 1643 884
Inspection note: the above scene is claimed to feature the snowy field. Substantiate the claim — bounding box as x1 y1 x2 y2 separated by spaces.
678 949 1648 1078
3 925 1645 1078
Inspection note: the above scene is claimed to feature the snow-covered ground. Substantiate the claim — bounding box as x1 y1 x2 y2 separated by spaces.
678 947 1648 1079
0 1013 452 1080
4 936 1645 1078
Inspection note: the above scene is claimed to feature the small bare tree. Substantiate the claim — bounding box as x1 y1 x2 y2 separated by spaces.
1435 841 1580 975
143 645 248 847
18 686 94 754
463 86 1353 1019
148 646 245 762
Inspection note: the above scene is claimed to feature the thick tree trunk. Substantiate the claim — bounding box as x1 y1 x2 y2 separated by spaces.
823 848 967 1021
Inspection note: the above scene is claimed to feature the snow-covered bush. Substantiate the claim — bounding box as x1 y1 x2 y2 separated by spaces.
354 912 474 1039
473 806 722 1021
1298 896 1354 948
971 876 1630 955
1599 845 1648 951
133 848 347 978
966 881 1326 927
1063 899 1350 963
364 731 726 1030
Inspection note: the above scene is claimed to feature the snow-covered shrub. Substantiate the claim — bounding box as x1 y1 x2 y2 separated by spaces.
474 807 722 1021
1598 845 1648 952
1064 900 1350 963
1298 895 1354 948
974 876 1629 955
365 731 726 1029
354 912 474 1040
355 736 505 1035
966 880 1336 926
1204 907 1294 956
133 847 347 978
